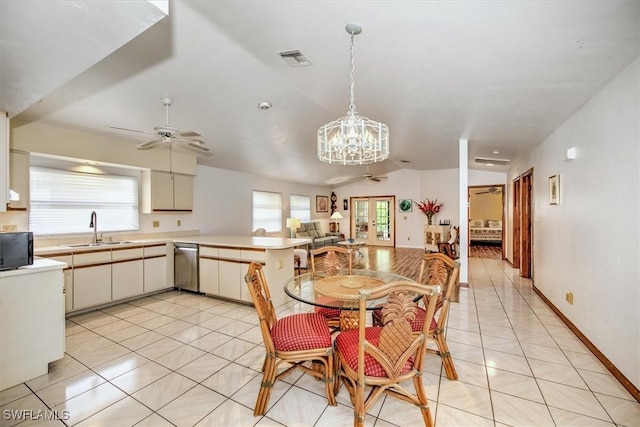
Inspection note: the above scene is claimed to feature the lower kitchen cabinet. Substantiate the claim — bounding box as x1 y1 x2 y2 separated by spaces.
199 257 219 295
144 256 168 293
218 259 243 301
73 264 112 310
112 259 144 300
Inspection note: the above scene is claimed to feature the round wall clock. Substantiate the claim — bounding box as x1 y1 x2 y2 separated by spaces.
399 199 412 212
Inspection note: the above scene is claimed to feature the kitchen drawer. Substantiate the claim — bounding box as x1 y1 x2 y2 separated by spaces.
112 247 144 261
73 249 111 265
144 244 167 257
218 248 240 259
200 245 219 258
241 249 266 262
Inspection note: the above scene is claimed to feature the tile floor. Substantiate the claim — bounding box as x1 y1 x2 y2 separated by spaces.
2 256 639 426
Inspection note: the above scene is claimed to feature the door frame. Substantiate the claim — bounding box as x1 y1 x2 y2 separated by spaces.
349 195 395 247
467 184 505 259
512 168 533 278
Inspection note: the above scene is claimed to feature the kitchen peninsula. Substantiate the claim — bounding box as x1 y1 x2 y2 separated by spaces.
0 258 66 391
175 235 311 306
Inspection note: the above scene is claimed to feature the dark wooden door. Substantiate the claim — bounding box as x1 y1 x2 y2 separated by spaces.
512 178 521 268
520 172 533 278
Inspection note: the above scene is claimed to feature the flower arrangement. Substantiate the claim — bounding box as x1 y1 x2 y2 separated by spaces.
415 198 443 224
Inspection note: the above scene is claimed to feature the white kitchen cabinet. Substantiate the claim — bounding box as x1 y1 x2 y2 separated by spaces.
219 260 243 301
112 247 144 300
40 254 74 312
199 245 219 295
142 170 193 212
73 264 112 309
0 259 66 391
144 244 169 293
8 150 29 210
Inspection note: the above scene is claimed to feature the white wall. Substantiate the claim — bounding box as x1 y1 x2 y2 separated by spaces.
193 165 330 236
507 58 639 389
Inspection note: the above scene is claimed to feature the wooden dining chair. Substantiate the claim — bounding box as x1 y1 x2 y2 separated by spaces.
372 252 461 380
244 262 336 416
334 281 442 427
310 246 353 329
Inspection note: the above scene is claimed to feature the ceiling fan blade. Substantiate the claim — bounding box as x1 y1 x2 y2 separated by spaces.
107 126 152 135
179 130 202 138
136 139 163 150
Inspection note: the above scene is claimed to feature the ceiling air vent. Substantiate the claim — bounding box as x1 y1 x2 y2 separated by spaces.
278 50 312 67
475 157 510 166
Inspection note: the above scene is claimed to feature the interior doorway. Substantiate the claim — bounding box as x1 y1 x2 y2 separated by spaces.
468 185 505 259
350 196 395 247
513 170 533 278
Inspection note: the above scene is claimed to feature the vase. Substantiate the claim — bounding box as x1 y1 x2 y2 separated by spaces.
427 214 433 225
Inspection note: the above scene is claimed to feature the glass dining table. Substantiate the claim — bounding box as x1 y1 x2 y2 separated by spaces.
283 269 415 330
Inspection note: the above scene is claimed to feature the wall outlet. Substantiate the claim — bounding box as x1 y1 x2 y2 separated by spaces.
177 220 181 226
566 292 574 305
153 220 160 228
2 224 18 231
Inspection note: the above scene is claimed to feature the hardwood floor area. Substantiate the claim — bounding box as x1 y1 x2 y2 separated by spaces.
469 244 502 259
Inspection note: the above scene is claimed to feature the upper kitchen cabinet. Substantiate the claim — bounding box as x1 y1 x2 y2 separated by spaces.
8 150 29 210
142 170 194 212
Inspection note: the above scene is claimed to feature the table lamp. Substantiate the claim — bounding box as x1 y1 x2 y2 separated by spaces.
286 217 301 238
330 212 343 233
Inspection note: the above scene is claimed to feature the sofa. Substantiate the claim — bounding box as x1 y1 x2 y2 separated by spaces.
295 221 340 249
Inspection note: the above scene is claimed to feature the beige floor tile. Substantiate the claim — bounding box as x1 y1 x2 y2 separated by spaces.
231 374 292 415
92 352 151 381
201 362 258 397
73 342 131 369
434 404 494 427
195 399 259 427
452 359 488 388
578 369 636 400
69 311 119 330
314 402 364 427
180 310 217 324
0 393 50 427
210 337 257 361
564 349 610 374
528 358 588 389
491 390 555 426
65 330 101 350
521 341 571 365
483 349 533 376
154 344 206 370
169 324 212 344
131 372 196 411
135 337 184 360
65 335 112 356
153 319 193 336
548 406 615 426
120 330 165 351
176 353 230 383
110 361 171 394
486 367 544 403
198 315 234 331
25 356 89 392
35 370 106 407
595 392 640 426
134 413 176 427
123 310 162 325
158 384 226 426
102 324 148 343
74 396 152 427
437 381 493 419
480 334 524 356
52 382 126 426
264 385 330 427
0 383 31 406
538 379 612 421
188 331 232 352
137 314 177 330
91 319 135 335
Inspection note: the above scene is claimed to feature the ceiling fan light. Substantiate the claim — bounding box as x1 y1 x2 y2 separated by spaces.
317 23 389 166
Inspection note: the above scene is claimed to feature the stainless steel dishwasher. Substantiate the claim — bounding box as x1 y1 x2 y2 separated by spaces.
174 243 199 292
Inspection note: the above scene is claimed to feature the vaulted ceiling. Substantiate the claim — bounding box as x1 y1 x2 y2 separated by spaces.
5 1 639 186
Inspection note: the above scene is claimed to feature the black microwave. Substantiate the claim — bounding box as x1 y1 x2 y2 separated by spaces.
0 231 34 271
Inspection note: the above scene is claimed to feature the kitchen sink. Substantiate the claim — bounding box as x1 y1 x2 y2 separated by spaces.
63 241 134 248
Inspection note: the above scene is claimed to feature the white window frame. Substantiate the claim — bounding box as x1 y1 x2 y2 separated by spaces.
289 194 311 223
29 166 139 236
252 190 282 233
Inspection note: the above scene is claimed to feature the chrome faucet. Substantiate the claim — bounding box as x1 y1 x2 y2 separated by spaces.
89 211 99 244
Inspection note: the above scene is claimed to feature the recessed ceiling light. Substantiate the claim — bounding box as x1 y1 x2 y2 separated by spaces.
257 101 272 110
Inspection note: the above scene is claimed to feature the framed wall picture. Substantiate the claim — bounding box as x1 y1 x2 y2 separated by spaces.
316 195 329 212
399 199 413 212
549 174 560 205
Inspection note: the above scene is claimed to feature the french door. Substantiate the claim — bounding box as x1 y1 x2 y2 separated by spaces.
350 196 395 247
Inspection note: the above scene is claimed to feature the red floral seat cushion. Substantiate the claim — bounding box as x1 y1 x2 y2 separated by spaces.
372 306 437 332
335 327 414 377
271 313 332 351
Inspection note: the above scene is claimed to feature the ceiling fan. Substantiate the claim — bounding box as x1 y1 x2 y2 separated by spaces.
110 97 211 155
476 186 502 195
347 166 388 183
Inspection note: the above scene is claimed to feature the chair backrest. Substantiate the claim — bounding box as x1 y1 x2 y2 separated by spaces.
244 262 277 352
356 281 441 380
417 252 461 324
253 228 267 237
310 245 352 276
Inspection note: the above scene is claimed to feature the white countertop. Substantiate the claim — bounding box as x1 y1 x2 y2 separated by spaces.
173 235 311 249
0 258 67 278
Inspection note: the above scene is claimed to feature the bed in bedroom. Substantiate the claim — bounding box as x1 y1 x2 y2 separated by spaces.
469 219 503 244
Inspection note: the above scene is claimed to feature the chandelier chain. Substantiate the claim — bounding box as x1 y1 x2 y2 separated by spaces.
348 32 356 113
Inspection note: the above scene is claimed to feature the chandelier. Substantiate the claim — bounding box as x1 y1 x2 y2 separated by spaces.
317 23 389 165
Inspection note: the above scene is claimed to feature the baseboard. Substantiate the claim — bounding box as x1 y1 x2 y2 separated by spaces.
533 285 640 403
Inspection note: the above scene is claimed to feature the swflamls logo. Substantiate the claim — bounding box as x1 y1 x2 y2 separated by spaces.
3 409 70 421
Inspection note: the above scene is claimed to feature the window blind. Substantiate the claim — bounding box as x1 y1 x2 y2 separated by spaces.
29 166 139 235
290 194 311 223
252 190 282 233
